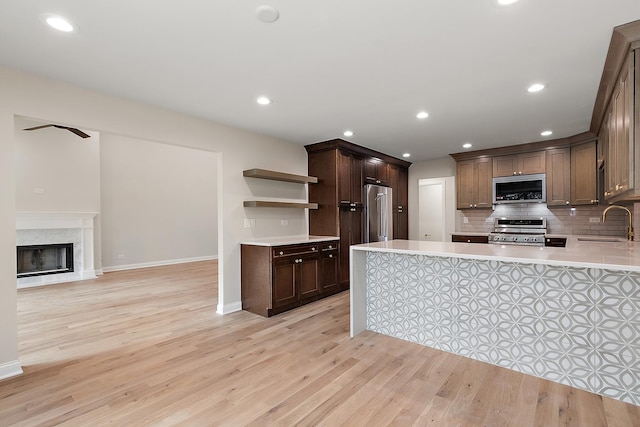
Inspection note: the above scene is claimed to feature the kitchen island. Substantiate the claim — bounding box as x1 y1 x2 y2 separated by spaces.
350 238 640 405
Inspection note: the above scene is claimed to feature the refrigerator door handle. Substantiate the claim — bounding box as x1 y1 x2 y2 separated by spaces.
377 193 387 239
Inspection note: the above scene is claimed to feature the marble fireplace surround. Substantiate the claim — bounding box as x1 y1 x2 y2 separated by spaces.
16 212 98 289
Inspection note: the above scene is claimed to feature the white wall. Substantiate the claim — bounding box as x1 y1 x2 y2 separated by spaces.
408 157 458 240
0 108 18 377
100 134 218 269
14 117 100 212
0 65 309 374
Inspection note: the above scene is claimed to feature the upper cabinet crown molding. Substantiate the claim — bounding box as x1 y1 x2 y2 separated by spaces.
449 132 596 162
305 139 411 168
591 19 640 135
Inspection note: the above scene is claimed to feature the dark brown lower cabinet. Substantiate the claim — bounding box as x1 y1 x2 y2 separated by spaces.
339 207 362 289
395 209 408 240
319 250 339 293
241 240 340 317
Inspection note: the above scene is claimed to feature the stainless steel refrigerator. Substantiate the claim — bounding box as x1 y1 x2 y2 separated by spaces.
364 184 393 243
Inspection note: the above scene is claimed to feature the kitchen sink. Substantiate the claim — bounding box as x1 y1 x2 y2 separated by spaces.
577 237 624 243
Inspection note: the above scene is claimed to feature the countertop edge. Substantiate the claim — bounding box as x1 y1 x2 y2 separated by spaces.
241 235 339 246
351 240 640 272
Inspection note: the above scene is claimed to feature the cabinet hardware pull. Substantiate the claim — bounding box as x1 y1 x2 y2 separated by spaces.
350 203 356 207
350 208 356 212
279 251 284 255
328 245 332 249
366 177 376 180
398 206 403 209
513 172 517 175
565 201 569 205
340 200 350 204
329 254 333 258
312 247 316 251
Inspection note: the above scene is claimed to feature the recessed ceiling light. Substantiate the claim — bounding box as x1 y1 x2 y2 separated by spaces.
497 0 519 5
43 14 76 32
256 5 280 23
343 130 354 137
416 111 429 119
402 153 411 158
462 143 473 149
256 96 271 105
541 130 553 136
527 83 545 93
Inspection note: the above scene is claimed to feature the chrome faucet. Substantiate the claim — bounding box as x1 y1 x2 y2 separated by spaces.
602 205 634 241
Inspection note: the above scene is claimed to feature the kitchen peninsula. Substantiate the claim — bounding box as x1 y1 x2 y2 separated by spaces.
350 239 640 405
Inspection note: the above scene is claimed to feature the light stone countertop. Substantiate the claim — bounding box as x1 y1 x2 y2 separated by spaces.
352 236 640 272
241 235 339 246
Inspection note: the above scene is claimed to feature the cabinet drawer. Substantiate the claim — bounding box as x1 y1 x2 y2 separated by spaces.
272 243 319 258
321 241 339 252
452 234 488 244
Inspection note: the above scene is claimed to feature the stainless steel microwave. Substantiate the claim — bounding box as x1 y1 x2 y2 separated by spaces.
492 173 546 204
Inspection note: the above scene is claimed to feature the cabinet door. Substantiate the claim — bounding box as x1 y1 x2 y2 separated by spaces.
364 158 388 184
338 208 362 289
493 152 544 176
376 161 389 185
518 151 546 175
298 256 320 300
337 150 352 204
395 211 408 240
605 105 616 198
388 165 399 207
474 157 493 208
272 260 297 308
616 54 633 194
493 155 518 177
605 52 634 199
571 142 598 205
397 167 408 209
351 155 364 205
320 252 339 293
546 148 570 207
457 160 475 208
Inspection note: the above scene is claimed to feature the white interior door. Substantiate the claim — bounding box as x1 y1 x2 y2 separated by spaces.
418 180 445 241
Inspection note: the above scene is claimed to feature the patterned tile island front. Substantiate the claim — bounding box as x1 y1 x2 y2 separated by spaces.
350 239 640 405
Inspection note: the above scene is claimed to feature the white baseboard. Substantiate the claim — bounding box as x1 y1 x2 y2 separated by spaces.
0 360 23 381
95 269 104 276
217 301 242 315
102 255 218 273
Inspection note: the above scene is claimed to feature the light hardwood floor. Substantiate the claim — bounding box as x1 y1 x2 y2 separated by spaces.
2 260 640 426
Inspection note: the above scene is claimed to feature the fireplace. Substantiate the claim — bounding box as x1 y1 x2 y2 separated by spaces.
17 243 74 278
16 212 97 288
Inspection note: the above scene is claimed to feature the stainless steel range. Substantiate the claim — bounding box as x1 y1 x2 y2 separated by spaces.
488 217 547 246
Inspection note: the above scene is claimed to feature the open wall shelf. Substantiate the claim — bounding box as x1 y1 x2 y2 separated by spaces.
243 169 318 184
243 201 318 209
243 168 318 209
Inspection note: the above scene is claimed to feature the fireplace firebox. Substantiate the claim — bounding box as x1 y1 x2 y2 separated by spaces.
17 243 74 278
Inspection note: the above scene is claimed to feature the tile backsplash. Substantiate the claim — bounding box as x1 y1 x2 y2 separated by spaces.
458 203 633 237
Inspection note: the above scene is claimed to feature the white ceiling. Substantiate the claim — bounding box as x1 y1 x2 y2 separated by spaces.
1 1 640 162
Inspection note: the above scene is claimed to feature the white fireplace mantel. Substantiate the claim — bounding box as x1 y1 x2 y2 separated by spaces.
16 212 98 288
16 211 98 230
